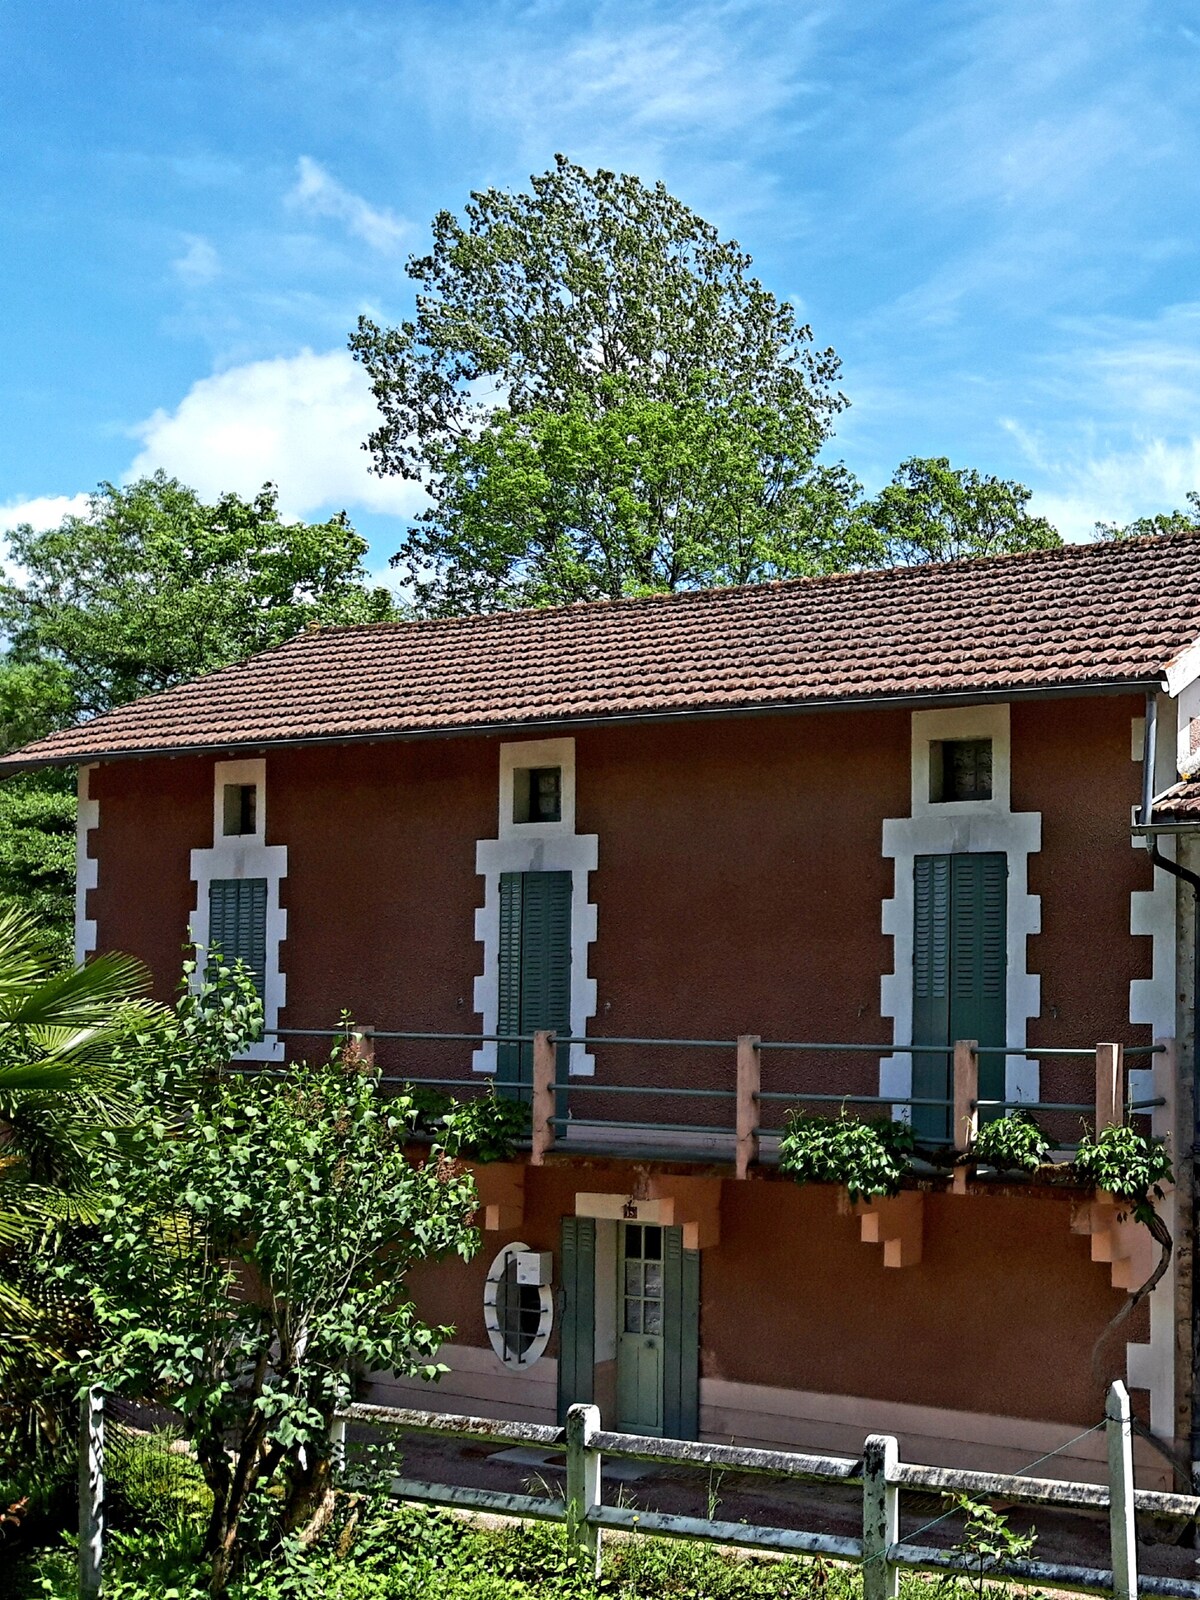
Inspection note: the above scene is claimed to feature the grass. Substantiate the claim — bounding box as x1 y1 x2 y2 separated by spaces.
4 1498 980 1600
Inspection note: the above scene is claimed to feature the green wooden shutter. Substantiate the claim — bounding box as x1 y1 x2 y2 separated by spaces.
518 871 573 1095
557 1215 595 1422
661 1225 700 1440
497 873 524 1093
911 854 1007 1139
912 856 951 1140
208 878 267 996
950 853 1008 1117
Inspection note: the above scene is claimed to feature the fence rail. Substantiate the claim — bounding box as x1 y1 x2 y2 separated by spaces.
333 1381 1199 1600
259 1025 1170 1176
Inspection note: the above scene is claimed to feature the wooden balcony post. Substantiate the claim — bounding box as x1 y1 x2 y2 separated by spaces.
1096 1042 1125 1133
736 1034 761 1180
951 1039 978 1194
530 1029 557 1166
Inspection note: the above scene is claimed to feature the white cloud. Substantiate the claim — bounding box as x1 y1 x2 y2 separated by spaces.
127 349 425 522
1025 435 1200 542
0 493 91 533
173 234 221 287
286 157 409 252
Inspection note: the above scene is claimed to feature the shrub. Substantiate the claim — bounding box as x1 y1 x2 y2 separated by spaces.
778 1111 915 1201
970 1110 1049 1175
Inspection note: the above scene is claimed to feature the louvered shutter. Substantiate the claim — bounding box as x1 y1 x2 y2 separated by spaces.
519 872 572 1090
497 873 524 1094
950 853 1008 1119
912 856 951 1140
661 1225 700 1440
208 878 267 997
557 1215 595 1422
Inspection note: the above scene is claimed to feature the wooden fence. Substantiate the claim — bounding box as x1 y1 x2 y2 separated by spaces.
333 1381 1200 1600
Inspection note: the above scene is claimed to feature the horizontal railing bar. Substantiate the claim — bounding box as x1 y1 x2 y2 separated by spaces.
759 1042 953 1054
891 1543 1200 1600
379 1077 527 1090
550 1117 732 1135
1129 1097 1167 1109
557 1035 734 1048
590 1429 860 1480
562 1082 738 1099
891 1461 1200 1518
390 1478 566 1524
756 1092 952 1106
340 1402 563 1449
890 1542 1115 1596
264 1028 537 1043
974 1099 1093 1113
590 1502 862 1560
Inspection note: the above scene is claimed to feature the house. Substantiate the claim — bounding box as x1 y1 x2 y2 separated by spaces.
7 532 1200 1489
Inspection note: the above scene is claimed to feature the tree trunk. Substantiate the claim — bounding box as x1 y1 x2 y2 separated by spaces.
283 1451 335 1548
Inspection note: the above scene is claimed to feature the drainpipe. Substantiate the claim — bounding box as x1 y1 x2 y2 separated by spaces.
1139 691 1200 1483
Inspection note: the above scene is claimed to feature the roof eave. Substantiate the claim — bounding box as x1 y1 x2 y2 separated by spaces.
0 674 1168 776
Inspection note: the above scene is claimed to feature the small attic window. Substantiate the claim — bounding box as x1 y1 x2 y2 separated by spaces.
513 766 562 824
222 783 258 837
931 739 993 803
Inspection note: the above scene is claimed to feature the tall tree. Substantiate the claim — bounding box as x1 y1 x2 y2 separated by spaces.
1094 490 1200 541
1 473 399 719
864 456 1061 566
351 156 874 612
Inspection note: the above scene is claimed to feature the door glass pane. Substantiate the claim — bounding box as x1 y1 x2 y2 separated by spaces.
625 1298 643 1333
624 1261 642 1297
644 1261 662 1296
643 1226 662 1261
644 1300 663 1335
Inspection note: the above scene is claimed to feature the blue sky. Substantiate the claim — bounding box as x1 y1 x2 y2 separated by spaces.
3 0 1199 575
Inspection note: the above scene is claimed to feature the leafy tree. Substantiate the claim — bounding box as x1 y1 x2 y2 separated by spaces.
351 155 867 612
1094 490 1200 541
1 472 400 720
864 456 1061 566
0 906 156 1475
86 1045 482 1594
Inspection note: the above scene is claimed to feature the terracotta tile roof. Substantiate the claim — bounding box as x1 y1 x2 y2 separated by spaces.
1151 781 1200 819
6 531 1200 770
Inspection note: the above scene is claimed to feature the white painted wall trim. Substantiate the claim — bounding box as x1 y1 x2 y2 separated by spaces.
74 763 98 964
1126 698 1178 1436
473 737 598 1076
189 758 286 1063
881 705 1042 1111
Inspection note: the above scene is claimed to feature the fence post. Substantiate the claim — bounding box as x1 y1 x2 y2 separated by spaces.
565 1402 602 1578
79 1386 104 1600
862 1433 899 1600
952 1039 979 1193
1096 1043 1125 1132
736 1035 762 1180
1107 1379 1138 1600
530 1030 557 1166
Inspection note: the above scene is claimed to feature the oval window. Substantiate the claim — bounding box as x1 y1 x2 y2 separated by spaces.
483 1242 553 1369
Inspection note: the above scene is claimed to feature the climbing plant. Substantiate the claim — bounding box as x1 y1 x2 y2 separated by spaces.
970 1109 1050 1175
777 1110 915 1201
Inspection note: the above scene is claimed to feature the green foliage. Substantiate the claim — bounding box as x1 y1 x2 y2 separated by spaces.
0 905 162 1464
1094 490 1199 541
0 776 75 963
1073 1122 1174 1226
777 1111 916 1201
1 472 400 720
970 1110 1050 1175
8 1498 947 1599
84 1049 481 1591
352 156 865 613
407 1084 531 1162
865 457 1061 566
948 1493 1037 1598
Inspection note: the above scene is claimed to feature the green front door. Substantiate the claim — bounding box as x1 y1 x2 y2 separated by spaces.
912 852 1007 1141
496 870 572 1099
617 1223 665 1435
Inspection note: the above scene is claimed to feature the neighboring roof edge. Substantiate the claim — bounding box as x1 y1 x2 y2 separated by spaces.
0 673 1167 777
